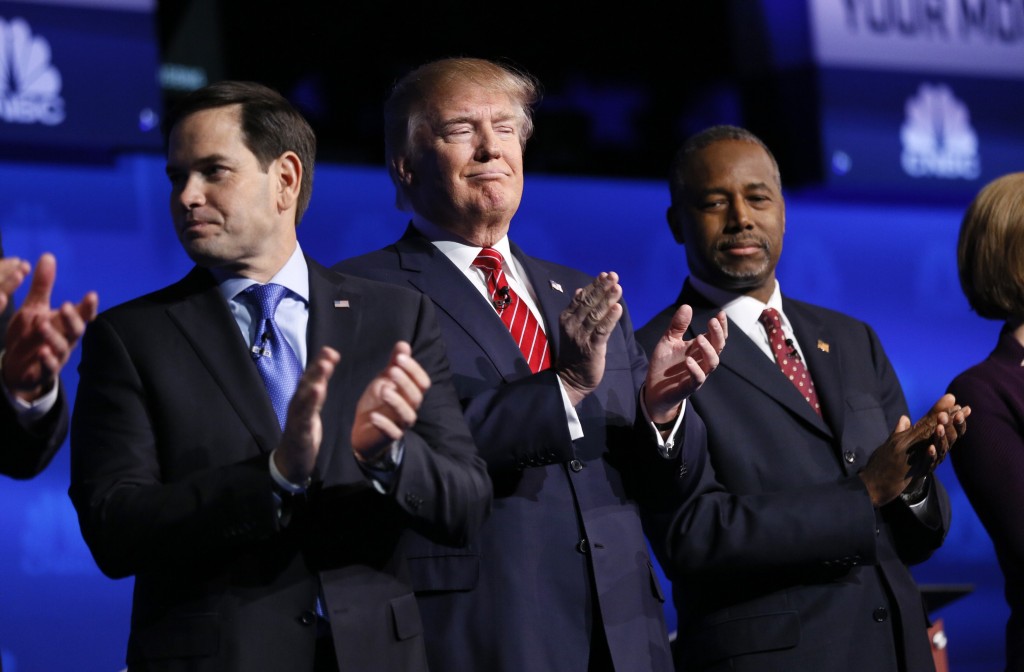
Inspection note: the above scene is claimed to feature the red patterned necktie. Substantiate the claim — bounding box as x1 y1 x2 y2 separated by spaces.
759 308 821 416
472 248 551 373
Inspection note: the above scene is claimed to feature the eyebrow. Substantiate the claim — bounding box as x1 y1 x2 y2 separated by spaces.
698 181 775 194
165 153 231 176
438 111 519 129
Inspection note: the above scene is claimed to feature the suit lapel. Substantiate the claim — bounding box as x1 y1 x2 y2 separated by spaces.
305 258 361 480
785 299 845 437
165 267 282 454
508 241 571 363
680 283 831 437
392 228 534 381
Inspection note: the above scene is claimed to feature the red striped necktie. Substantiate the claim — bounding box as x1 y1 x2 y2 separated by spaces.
759 307 821 416
472 248 551 373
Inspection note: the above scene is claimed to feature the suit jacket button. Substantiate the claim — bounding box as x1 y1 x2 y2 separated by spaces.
298 610 317 626
843 450 857 464
873 607 889 622
405 493 423 510
577 539 589 554
569 459 583 473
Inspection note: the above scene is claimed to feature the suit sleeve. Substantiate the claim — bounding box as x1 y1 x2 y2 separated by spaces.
457 293 652 474
0 384 68 478
384 293 492 547
0 241 68 478
947 367 1024 577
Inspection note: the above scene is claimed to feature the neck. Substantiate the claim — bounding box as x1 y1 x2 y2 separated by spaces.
412 214 509 248
221 240 297 284
1010 319 1024 348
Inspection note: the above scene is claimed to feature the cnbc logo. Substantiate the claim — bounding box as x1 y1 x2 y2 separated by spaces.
900 83 979 180
0 17 65 125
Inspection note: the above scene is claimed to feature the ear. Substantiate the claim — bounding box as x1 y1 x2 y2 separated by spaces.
274 151 302 213
392 155 415 187
666 204 686 245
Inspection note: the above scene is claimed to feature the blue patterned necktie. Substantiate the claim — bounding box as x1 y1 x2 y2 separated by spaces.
243 283 303 430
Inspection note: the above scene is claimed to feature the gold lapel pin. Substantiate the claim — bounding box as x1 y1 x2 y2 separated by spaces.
817 340 830 353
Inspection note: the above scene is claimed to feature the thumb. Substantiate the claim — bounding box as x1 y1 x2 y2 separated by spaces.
666 303 694 340
391 340 412 360
24 253 56 308
895 415 911 432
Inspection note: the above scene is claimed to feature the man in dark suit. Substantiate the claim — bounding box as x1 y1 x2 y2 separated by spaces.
1 241 97 478
69 81 491 672
335 57 726 672
636 124 969 671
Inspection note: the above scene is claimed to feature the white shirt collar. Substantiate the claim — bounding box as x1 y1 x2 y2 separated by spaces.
412 221 521 283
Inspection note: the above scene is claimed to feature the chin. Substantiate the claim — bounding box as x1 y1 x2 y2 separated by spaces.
719 259 770 280
182 243 228 268
711 267 769 291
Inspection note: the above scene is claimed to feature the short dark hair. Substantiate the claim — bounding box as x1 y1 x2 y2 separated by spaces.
164 80 317 223
668 125 780 205
957 171 1024 320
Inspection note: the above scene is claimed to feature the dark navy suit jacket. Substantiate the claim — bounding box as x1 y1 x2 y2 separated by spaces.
335 227 706 672
70 256 491 672
637 280 948 672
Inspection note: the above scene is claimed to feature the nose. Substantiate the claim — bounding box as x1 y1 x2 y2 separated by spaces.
474 126 502 161
727 199 754 230
175 174 205 211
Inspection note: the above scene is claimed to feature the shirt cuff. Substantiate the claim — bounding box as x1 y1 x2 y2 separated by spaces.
555 375 584 441
359 439 405 494
640 384 687 459
269 450 312 494
0 350 59 426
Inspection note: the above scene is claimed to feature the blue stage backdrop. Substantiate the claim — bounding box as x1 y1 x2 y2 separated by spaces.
0 155 1007 671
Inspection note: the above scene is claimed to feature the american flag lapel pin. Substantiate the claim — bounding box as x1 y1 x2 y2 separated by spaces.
334 300 350 309
549 280 563 293
817 339 830 353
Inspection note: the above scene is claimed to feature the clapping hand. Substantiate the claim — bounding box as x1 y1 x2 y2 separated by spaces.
644 305 727 423
2 253 98 402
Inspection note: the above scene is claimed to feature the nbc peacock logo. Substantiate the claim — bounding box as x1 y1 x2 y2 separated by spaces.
0 16 65 126
899 83 979 180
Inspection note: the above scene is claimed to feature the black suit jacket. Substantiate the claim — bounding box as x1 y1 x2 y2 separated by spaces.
335 227 707 672
0 235 68 479
69 256 491 672
636 280 949 672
